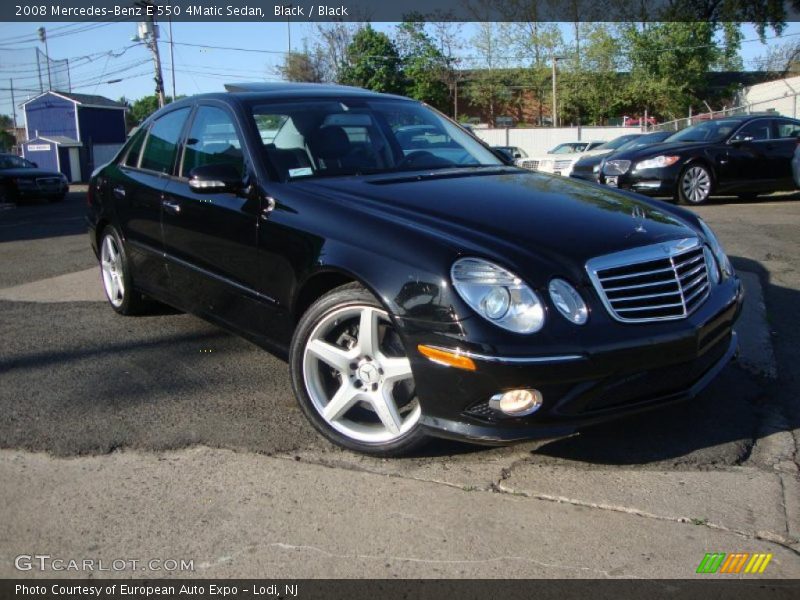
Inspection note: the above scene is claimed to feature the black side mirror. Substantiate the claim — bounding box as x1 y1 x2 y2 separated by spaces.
188 163 242 193
513 152 522 159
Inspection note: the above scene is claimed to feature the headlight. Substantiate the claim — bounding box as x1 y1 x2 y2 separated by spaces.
635 155 681 170
548 279 588 325
451 258 545 333
59 173 68 183
697 219 733 279
592 164 600 173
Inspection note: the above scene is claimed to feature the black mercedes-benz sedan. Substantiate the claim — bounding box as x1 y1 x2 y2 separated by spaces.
87 83 743 456
0 153 68 204
571 131 673 183
600 114 800 204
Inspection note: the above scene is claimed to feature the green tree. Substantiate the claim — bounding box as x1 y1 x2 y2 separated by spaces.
394 21 450 111
339 25 405 94
120 95 184 130
464 22 512 124
278 48 325 83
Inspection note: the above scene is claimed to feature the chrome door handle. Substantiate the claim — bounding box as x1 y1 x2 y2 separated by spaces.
163 199 181 215
112 185 126 199
260 196 276 221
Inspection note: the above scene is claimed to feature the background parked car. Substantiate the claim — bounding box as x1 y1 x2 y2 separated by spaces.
623 115 658 127
518 141 606 176
0 153 68 204
600 114 800 204
571 131 673 183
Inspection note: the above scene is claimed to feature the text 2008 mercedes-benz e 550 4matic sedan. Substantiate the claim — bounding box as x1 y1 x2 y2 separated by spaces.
87 83 743 456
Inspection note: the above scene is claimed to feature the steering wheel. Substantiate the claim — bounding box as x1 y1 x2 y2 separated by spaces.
398 151 452 169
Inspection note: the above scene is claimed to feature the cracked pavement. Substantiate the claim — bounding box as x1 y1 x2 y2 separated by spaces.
1 189 799 578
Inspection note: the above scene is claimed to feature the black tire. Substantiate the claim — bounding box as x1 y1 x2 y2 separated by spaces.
676 163 713 205
289 283 429 456
98 225 150 315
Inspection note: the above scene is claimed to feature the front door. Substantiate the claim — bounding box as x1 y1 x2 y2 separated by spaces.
161 103 264 332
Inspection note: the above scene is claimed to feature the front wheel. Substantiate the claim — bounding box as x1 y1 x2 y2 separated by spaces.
677 164 713 205
289 284 428 456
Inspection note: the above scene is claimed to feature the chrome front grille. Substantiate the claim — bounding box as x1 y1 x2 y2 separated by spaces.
586 238 710 323
36 177 61 188
554 159 573 171
519 159 539 170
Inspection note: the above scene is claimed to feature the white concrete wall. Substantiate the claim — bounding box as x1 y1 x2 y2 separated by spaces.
473 126 641 156
741 76 800 119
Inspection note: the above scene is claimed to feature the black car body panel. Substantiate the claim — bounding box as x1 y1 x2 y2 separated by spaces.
571 131 674 182
600 115 800 197
87 85 743 444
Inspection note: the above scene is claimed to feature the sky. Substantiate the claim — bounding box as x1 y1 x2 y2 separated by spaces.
0 20 798 126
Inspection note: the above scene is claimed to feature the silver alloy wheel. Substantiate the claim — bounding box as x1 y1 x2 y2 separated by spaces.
681 166 711 204
302 305 420 444
100 234 125 308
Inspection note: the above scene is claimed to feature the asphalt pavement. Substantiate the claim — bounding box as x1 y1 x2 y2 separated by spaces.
0 187 798 578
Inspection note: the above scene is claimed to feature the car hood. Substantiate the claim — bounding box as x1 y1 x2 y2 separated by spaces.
609 140 710 161
1 167 63 178
299 168 699 280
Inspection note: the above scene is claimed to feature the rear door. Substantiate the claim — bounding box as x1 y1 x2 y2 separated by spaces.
112 107 191 294
771 118 800 189
161 102 263 330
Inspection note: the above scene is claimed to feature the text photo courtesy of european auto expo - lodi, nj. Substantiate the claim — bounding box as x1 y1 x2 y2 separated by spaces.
1 0 800 598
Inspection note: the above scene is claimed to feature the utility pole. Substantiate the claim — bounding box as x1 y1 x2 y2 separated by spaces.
168 16 176 100
38 27 52 91
9 79 18 133
135 1 166 108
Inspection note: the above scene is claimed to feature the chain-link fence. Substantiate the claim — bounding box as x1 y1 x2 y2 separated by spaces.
0 48 71 95
651 93 799 132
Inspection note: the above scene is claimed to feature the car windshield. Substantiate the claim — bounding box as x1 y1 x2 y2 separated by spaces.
665 120 739 143
549 143 587 154
249 98 503 180
616 132 672 152
0 155 33 169
595 135 640 151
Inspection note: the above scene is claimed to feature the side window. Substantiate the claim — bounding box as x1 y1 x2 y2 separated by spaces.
775 119 800 139
122 127 147 168
140 108 190 173
181 106 244 177
733 120 771 142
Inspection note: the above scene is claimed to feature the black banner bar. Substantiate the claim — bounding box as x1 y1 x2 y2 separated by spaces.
3 579 800 600
2 0 800 23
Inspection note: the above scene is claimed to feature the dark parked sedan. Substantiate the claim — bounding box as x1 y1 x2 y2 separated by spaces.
601 114 800 204
87 83 742 455
571 131 673 182
0 153 68 204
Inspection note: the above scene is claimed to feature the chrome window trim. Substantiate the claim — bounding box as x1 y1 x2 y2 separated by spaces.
586 237 710 324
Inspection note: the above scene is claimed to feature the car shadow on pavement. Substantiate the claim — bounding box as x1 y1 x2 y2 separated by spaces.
0 191 88 243
527 256 797 467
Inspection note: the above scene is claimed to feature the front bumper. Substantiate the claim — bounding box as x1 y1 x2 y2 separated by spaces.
400 277 743 444
602 165 680 197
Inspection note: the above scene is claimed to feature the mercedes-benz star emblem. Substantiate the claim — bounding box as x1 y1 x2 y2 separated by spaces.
631 206 647 233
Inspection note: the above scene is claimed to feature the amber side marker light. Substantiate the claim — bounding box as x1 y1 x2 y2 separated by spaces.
417 345 477 371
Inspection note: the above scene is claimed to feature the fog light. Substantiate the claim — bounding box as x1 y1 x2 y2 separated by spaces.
489 389 543 416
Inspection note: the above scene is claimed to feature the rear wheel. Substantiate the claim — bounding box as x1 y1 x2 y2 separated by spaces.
289 284 428 456
677 164 713 205
99 226 149 315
